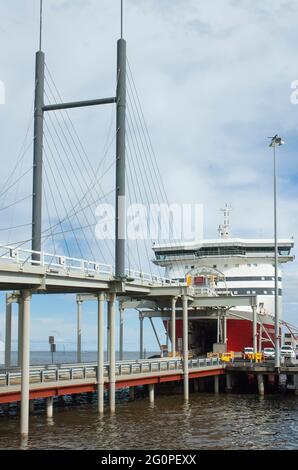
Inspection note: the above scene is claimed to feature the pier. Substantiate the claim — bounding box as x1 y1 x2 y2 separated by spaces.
0 1 297 443
0 242 258 435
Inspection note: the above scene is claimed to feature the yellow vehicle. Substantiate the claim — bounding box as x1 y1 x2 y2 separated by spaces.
254 352 264 363
220 351 235 363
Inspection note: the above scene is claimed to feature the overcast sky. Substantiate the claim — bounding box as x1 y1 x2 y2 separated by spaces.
0 0 297 352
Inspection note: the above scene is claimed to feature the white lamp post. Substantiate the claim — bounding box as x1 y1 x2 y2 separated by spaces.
269 135 284 368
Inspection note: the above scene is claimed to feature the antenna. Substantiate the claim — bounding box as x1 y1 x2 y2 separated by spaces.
120 0 123 39
39 0 43 51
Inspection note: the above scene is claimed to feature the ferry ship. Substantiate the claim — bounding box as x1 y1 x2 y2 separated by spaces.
153 205 295 354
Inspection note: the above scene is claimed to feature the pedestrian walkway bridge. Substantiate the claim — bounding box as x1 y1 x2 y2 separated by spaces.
0 357 224 404
0 244 181 293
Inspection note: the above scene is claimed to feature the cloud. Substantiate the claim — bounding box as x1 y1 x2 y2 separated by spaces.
0 0 297 344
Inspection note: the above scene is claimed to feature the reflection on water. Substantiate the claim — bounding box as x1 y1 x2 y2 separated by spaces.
0 393 298 450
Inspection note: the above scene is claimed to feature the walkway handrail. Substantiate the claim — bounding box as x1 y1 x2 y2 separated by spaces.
0 357 223 388
0 244 113 276
0 243 183 286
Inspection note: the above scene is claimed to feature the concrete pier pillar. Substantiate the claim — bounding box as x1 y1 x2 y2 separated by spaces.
149 384 154 403
226 373 233 392
182 295 189 401
108 293 116 412
20 290 31 436
139 314 144 360
76 300 82 363
18 298 23 367
129 387 135 400
5 295 12 368
252 306 257 354
29 400 34 413
257 374 265 396
214 375 219 394
46 397 53 418
97 293 105 414
119 302 124 361
171 297 176 357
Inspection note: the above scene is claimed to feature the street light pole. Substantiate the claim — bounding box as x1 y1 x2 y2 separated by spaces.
269 135 284 369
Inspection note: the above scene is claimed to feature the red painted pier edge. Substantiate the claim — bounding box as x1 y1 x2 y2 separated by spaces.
0 368 225 404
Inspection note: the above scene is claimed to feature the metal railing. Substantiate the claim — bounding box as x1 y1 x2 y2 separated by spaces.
0 357 222 388
125 268 181 286
0 244 182 287
0 244 113 277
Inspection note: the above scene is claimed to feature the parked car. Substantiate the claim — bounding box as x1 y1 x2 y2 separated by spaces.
280 345 295 359
263 347 275 359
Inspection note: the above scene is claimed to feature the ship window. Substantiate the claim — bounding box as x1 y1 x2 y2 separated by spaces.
264 290 268 294
191 265 194 269
247 290 251 294
254 264 258 267
262 277 265 280
234 290 238 294
213 265 217 268
247 264 251 267
252 290 256 294
224 264 228 268
272 290 275 294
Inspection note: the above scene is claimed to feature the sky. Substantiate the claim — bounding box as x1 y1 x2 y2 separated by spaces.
0 0 297 352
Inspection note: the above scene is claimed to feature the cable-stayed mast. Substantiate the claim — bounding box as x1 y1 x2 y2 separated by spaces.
31 0 45 258
31 1 127 276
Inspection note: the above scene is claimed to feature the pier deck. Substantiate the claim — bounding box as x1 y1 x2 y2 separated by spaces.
0 358 225 404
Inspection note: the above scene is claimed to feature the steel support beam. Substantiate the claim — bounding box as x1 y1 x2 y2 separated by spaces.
76 300 82 363
43 96 116 112
115 38 126 278
31 50 45 257
107 306 110 363
182 295 189 401
149 317 161 350
119 302 124 361
20 290 31 436
5 294 12 368
97 293 105 414
108 293 116 412
171 297 176 357
17 299 23 367
139 315 144 359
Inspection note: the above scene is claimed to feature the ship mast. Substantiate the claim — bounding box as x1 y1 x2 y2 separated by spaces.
218 204 231 239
